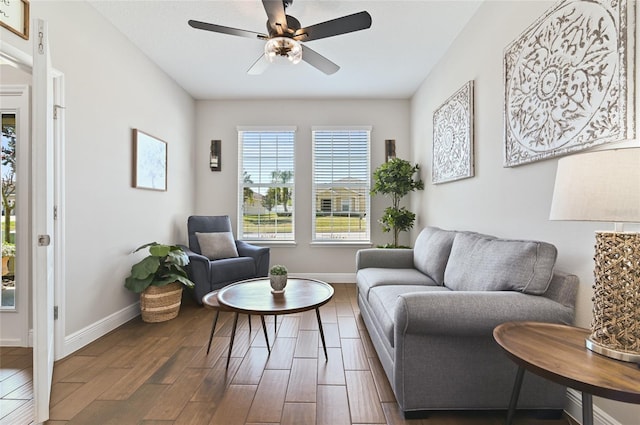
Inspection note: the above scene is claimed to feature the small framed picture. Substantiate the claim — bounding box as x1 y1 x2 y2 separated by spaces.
0 0 29 40
132 129 167 191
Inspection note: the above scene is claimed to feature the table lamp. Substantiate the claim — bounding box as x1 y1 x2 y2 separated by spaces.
549 147 640 363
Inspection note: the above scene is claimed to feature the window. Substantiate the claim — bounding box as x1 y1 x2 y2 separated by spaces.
238 127 295 241
312 127 371 242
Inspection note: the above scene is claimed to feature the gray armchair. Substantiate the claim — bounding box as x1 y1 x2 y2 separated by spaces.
183 215 270 303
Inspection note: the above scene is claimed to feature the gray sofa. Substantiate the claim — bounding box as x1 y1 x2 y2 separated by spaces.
356 226 578 416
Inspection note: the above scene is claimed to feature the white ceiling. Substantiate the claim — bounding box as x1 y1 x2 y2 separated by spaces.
89 0 483 100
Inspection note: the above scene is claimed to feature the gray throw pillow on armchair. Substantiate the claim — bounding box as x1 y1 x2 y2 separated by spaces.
196 232 239 260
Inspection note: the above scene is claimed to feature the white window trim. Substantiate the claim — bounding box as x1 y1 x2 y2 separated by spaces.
311 125 373 132
237 125 297 132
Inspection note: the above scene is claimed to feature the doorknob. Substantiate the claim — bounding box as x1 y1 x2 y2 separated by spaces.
37 234 51 246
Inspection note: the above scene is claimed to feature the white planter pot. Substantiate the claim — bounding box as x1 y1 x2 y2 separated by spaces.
269 274 287 293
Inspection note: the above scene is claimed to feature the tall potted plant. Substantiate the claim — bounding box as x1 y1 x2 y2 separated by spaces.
371 158 424 248
125 242 195 322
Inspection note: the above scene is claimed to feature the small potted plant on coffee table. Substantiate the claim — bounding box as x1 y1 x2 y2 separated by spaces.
125 242 195 323
269 264 288 294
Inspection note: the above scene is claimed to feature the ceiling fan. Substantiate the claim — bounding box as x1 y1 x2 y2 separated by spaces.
188 0 372 75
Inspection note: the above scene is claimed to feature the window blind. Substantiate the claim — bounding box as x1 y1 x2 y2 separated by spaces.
312 128 370 242
239 130 295 241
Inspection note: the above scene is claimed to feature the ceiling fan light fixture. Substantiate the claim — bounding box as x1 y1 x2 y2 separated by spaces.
264 37 302 64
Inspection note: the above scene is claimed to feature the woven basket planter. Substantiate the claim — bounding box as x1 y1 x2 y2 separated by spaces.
140 282 183 323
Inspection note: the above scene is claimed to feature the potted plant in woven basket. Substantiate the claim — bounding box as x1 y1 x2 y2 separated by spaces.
124 242 195 323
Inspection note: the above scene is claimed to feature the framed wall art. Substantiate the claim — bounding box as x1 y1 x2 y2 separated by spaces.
132 129 167 191
0 0 29 40
432 80 474 184
504 0 636 167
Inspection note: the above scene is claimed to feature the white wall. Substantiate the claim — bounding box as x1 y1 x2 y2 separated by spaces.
410 1 640 424
1 1 196 350
195 99 410 275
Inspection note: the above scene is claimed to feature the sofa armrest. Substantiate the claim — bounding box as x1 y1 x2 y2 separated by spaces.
179 245 212 303
180 246 210 275
236 241 270 276
395 291 575 337
356 248 415 270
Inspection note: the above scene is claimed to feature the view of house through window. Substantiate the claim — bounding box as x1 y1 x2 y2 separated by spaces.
1 113 16 309
238 128 295 241
312 127 371 242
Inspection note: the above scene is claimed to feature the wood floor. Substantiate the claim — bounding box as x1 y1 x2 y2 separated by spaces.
2 283 575 425
0 346 33 425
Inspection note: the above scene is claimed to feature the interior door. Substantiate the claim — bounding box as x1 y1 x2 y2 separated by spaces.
32 19 55 423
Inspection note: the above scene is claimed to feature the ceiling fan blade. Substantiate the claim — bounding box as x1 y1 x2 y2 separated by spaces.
262 0 288 34
188 20 267 40
301 45 339 75
247 54 271 75
294 11 372 42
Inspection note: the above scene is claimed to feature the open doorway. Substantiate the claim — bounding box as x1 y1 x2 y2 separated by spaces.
1 78 31 347
0 65 34 425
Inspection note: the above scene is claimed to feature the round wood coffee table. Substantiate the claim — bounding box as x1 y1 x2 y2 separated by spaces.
217 277 334 368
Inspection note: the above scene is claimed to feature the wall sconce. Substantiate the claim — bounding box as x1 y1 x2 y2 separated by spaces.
385 139 396 162
210 140 221 171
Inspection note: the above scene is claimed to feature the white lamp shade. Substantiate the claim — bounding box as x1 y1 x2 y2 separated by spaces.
549 147 640 222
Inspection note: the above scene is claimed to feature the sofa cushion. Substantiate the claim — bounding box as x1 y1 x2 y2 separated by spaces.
357 268 438 300
413 227 458 286
443 233 557 294
368 285 450 347
196 232 239 260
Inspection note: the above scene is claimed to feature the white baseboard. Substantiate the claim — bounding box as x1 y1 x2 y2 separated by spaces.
58 275 354 358
294 273 356 283
61 302 140 358
565 389 622 425
0 337 24 346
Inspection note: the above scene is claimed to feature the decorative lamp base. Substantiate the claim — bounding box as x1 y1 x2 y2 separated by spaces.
586 337 640 363
590 231 640 363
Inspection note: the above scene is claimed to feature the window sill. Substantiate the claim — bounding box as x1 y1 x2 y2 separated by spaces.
310 241 373 248
241 240 298 247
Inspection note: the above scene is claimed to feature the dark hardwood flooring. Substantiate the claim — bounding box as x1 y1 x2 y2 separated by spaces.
0 346 33 425
1 283 576 424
